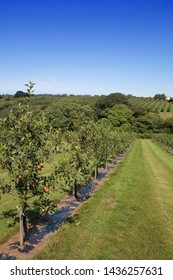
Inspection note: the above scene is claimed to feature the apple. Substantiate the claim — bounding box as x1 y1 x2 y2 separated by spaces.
36 165 42 170
2 146 8 152
43 186 49 193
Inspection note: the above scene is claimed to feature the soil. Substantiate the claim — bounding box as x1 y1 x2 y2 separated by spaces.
0 156 125 260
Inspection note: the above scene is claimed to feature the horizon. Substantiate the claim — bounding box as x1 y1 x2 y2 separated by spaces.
0 91 170 99
0 0 173 97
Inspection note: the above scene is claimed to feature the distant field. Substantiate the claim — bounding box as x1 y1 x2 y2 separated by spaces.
129 97 173 114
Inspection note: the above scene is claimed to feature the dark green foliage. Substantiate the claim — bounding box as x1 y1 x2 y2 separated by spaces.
104 104 133 129
14 91 29 98
45 103 95 131
154 93 166 100
133 113 162 133
131 106 147 118
162 118 173 133
95 92 128 119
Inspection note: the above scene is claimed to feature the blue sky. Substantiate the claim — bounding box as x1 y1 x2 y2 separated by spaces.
0 0 173 96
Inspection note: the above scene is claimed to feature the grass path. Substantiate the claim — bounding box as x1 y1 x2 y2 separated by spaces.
33 139 173 260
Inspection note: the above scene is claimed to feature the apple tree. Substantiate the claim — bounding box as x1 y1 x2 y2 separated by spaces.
56 131 95 199
0 82 58 246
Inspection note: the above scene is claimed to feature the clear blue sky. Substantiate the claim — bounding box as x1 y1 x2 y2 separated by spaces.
0 0 173 96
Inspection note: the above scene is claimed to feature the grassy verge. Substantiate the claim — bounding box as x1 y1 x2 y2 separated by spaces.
33 139 173 260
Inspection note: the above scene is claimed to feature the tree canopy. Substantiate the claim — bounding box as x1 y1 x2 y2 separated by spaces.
154 93 166 100
95 92 128 118
14 91 29 98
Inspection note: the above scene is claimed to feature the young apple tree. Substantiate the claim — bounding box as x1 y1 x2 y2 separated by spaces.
57 131 95 199
0 82 58 246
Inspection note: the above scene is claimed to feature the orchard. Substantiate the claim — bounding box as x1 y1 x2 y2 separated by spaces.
0 82 135 247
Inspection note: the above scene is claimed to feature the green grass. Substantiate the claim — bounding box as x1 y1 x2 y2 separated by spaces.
0 154 66 244
33 139 173 260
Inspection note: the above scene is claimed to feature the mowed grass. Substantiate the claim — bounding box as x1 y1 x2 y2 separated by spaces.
0 154 65 244
33 139 173 260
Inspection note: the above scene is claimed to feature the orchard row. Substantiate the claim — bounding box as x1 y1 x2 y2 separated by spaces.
152 133 173 154
0 83 135 245
129 97 173 113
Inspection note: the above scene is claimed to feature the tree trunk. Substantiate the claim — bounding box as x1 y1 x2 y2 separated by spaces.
19 211 24 247
74 179 78 199
23 214 28 242
95 164 98 179
19 209 28 247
